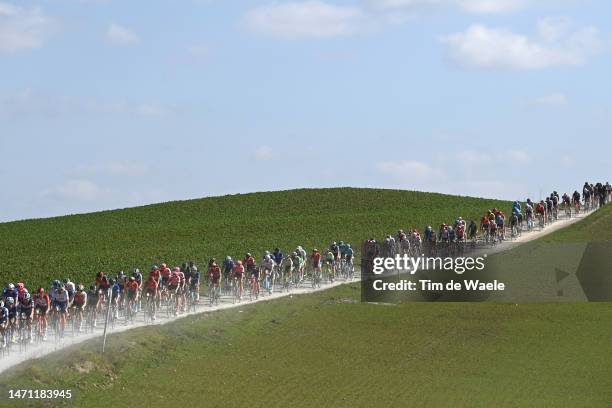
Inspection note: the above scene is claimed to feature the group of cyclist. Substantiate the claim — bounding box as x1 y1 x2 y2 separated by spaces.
368 182 610 262
212 241 355 303
1 240 357 346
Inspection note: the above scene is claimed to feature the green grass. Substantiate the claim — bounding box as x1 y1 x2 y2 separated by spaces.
2 287 612 407
2 199 612 407
0 188 510 291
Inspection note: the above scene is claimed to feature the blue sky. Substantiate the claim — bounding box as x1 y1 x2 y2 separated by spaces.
0 0 610 222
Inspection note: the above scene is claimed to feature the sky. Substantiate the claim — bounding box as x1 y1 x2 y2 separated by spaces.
0 0 610 222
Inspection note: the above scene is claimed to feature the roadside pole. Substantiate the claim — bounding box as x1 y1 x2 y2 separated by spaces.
102 288 112 353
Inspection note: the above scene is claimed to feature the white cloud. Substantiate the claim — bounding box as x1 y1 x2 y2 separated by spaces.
106 23 140 46
0 90 170 118
79 162 149 177
507 149 530 164
255 145 275 161
458 0 525 14
376 160 445 181
442 20 603 70
0 2 55 53
530 93 568 106
43 180 108 202
245 1 366 39
369 0 529 14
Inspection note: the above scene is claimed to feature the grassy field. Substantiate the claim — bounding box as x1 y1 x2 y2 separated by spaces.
0 188 510 291
1 201 612 407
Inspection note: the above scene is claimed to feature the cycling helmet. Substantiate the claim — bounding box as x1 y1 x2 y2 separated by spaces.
7 283 15 290
292 251 298 256
237 260 243 265
264 250 270 256
161 263 167 269
109 278 116 284
129 277 135 282
173 267 180 272
6 297 14 305
52 280 60 288
347 244 351 248
313 248 319 252
24 292 31 301
225 256 232 261
38 287 44 294
246 253 252 257
264 255 271 261
152 265 159 270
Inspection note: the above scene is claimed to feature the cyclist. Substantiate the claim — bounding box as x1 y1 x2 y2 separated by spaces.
0 300 8 348
109 278 122 320
6 297 17 343
73 285 87 332
54 283 70 337
189 262 201 303
160 263 172 288
3 283 18 303
86 285 99 328
64 278 76 306
167 268 181 316
525 201 534 229
223 256 235 292
339 241 349 259
311 248 322 286
143 275 159 320
125 277 139 318
345 244 354 265
495 210 505 240
33 287 50 340
296 246 307 280
17 291 34 343
261 255 276 294
208 260 222 303
244 253 256 276
273 248 284 266
545 197 553 223
324 249 335 281
536 200 546 227
95 272 110 293
249 265 261 299
232 260 245 300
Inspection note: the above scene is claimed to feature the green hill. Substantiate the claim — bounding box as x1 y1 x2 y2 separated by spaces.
0 188 510 291
2 198 612 407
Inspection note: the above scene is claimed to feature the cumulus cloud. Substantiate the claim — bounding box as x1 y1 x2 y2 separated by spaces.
377 160 445 181
42 180 109 202
530 93 568 106
255 145 275 161
79 162 149 177
368 0 529 14
245 1 366 39
0 90 170 118
0 2 56 53
442 19 603 69
106 23 140 46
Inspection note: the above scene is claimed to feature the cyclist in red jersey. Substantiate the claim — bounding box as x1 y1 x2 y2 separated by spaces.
160 263 172 287
311 249 322 285
208 260 222 304
243 253 256 275
143 275 159 320
232 260 245 300
33 288 50 340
